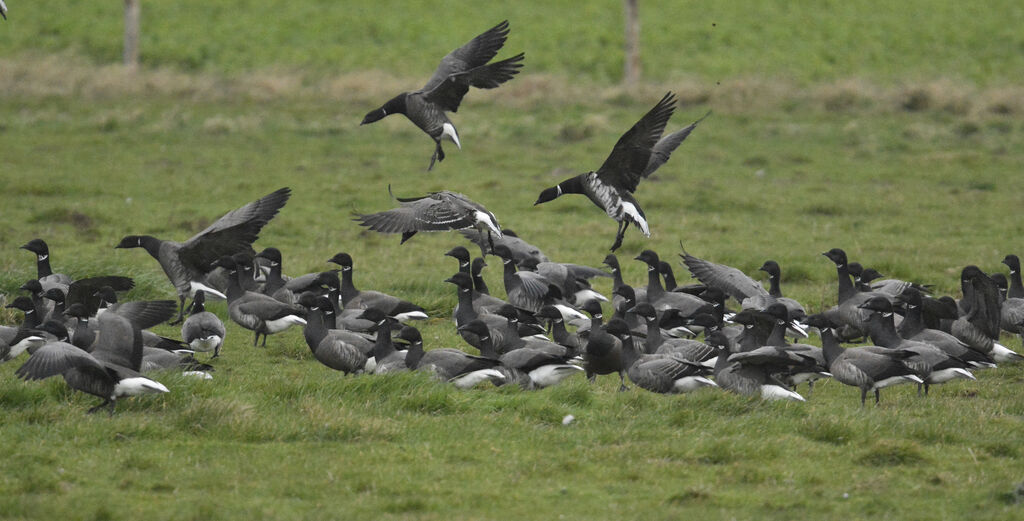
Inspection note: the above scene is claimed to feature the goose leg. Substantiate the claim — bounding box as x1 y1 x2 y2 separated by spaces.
252 331 260 347
610 221 629 252
860 388 867 407
874 389 881 405
88 398 112 414
170 295 187 325
427 142 445 171
618 371 629 392
261 333 268 348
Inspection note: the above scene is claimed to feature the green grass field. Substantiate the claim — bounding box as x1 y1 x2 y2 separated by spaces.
2 2 1024 519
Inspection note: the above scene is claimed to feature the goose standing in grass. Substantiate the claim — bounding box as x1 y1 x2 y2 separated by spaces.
709 331 806 402
858 296 976 395
804 314 923 406
534 93 706 251
634 250 712 318
401 326 505 388
361 20 524 171
213 256 306 347
579 302 629 391
896 288 997 368
327 252 428 321
949 265 1016 361
822 248 888 340
355 187 503 247
490 244 551 313
757 260 808 323
299 296 372 375
181 290 226 358
115 187 291 324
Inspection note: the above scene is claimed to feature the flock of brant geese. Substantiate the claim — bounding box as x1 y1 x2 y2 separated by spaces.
3 21 1023 414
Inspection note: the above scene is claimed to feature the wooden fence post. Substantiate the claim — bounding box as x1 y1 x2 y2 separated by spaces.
124 0 140 69
623 0 641 85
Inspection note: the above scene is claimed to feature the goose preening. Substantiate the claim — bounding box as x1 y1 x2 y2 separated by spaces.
534 93 707 251
181 290 226 358
115 187 291 324
355 187 502 247
361 20 524 171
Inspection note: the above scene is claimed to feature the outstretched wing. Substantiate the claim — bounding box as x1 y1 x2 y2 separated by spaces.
422 20 512 93
355 193 476 234
178 187 291 273
642 111 710 178
423 53 524 112
15 341 105 381
596 92 676 193
681 251 768 302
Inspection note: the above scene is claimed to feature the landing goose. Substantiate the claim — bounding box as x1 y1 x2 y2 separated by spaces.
115 187 291 323
459 228 548 266
361 20 524 170
355 187 502 246
535 93 705 251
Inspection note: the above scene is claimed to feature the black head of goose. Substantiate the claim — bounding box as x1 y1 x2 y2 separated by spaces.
803 313 922 406
360 20 524 171
1002 254 1024 299
327 252 428 321
115 187 291 324
212 255 307 347
991 273 1009 301
6 296 42 329
181 290 227 358
535 305 582 355
445 246 473 274
253 247 294 301
20 238 72 286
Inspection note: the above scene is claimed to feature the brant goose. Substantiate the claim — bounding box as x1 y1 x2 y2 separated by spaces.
355 187 502 247
213 255 307 347
181 290 226 358
534 93 706 251
490 244 551 313
16 305 170 414
859 296 976 394
634 250 712 318
804 314 923 406
115 187 291 324
896 288 997 368
361 20 524 171
20 239 72 287
445 247 507 314
327 252 428 321
461 320 582 389
460 228 548 267
299 296 372 375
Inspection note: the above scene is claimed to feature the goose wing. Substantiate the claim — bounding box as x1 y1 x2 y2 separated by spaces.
642 111 710 178
596 92 676 193
15 341 105 380
177 187 291 273
681 251 768 301
422 20 513 93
